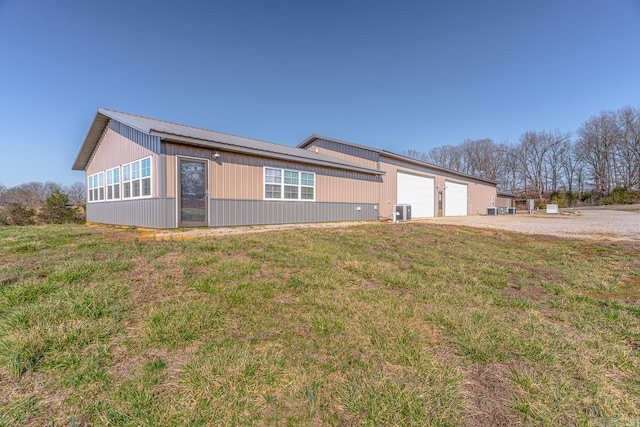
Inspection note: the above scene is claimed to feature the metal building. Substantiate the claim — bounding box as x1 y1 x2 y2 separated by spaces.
72 108 497 228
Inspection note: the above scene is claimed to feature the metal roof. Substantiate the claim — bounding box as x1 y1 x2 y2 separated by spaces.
299 134 496 186
72 108 384 175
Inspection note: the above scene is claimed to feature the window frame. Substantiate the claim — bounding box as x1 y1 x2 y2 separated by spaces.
87 171 104 203
106 166 121 201
263 167 315 201
122 156 152 200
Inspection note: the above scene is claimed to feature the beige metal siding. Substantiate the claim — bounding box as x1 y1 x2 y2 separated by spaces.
164 143 379 204
496 196 512 208
305 139 378 169
380 161 399 218
86 128 158 197
377 155 497 217
469 182 499 214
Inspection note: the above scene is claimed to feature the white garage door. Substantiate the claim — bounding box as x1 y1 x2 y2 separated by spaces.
397 172 434 218
445 181 468 216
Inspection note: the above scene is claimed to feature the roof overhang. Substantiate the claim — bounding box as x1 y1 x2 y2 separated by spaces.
73 109 384 176
157 132 384 176
298 135 496 186
71 110 110 171
298 134 383 154
380 150 496 186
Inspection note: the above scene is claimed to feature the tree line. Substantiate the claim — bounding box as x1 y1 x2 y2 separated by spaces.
406 105 640 205
0 181 86 225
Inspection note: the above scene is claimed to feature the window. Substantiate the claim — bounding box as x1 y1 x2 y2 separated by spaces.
265 168 282 199
123 157 152 199
141 157 151 196
88 172 104 202
123 164 131 198
106 167 120 200
264 167 315 201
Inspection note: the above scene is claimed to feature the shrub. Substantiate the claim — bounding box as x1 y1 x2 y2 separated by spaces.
0 203 36 226
38 190 84 224
602 187 640 205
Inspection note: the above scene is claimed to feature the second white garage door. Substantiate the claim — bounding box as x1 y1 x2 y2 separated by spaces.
397 172 434 218
445 181 468 216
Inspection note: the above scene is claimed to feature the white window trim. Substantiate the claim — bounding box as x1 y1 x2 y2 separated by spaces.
87 171 105 203
106 166 121 201
263 166 316 201
122 156 153 200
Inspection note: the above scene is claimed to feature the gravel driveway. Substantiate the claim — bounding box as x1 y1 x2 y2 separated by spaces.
427 208 640 242
148 206 640 243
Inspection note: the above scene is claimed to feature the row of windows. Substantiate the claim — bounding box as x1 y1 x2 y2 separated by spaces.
88 157 152 202
264 168 315 201
89 162 315 203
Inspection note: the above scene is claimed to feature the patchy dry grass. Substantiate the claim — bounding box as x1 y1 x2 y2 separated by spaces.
1 222 639 426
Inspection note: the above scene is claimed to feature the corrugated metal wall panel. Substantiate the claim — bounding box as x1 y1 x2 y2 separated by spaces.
87 198 176 228
210 200 378 227
109 120 162 154
86 128 160 198
87 128 155 174
164 143 380 203
306 139 379 169
468 181 498 215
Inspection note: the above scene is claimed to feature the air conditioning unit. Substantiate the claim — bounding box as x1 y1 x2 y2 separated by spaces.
393 204 411 221
507 207 517 215
487 207 498 216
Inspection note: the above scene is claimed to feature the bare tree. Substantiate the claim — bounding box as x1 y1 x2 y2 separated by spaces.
426 145 464 172
0 181 83 207
576 111 621 197
2 182 46 206
544 132 572 194
403 103 640 202
618 105 640 189
403 149 430 162
496 144 521 194
66 182 86 205
516 130 571 198
458 139 502 180
558 142 582 194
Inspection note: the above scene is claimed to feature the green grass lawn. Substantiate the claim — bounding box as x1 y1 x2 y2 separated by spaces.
1 222 639 426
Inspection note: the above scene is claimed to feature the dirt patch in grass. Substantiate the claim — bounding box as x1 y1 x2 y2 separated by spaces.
462 363 523 427
502 281 547 303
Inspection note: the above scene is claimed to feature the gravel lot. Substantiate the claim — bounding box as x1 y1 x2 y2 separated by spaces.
150 205 640 244
427 206 640 242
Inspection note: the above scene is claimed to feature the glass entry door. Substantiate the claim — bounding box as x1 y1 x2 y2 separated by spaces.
178 159 208 227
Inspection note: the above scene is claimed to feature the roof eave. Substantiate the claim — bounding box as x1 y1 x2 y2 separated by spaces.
71 111 110 171
156 133 385 176
298 134 383 154
298 134 495 186
381 150 496 185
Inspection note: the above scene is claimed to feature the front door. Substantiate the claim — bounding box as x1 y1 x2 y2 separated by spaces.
178 158 208 227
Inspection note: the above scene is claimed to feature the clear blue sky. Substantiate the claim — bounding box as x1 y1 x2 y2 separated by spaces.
1 0 639 187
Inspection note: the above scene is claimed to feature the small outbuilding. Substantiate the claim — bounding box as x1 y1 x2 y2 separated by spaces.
496 191 517 209
72 108 497 228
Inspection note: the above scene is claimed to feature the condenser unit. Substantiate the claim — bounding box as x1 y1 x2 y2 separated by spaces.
507 207 517 215
393 204 411 222
487 207 498 216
